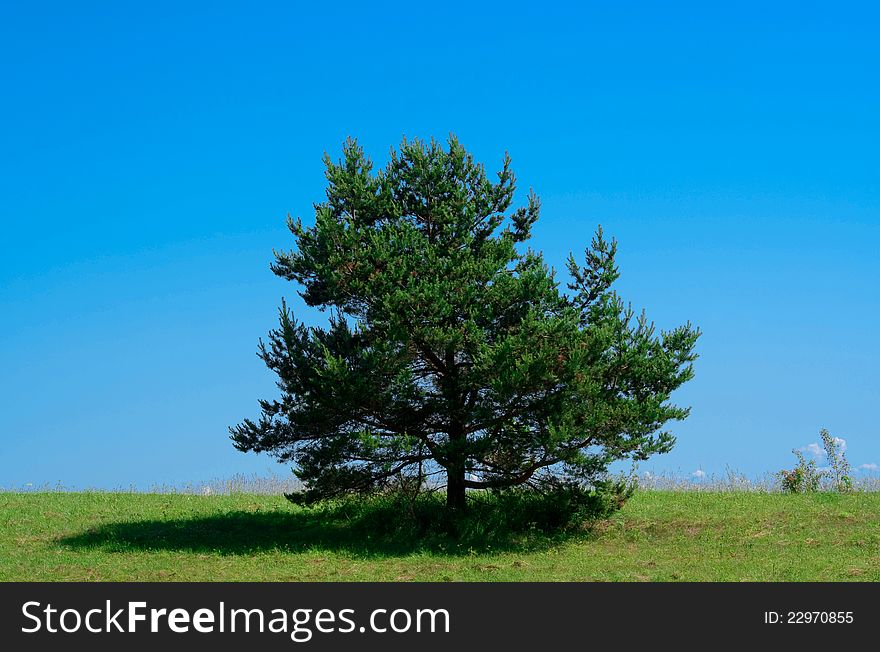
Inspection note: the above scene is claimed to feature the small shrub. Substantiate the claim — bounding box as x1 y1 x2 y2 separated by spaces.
779 450 823 494
488 476 637 532
778 428 853 494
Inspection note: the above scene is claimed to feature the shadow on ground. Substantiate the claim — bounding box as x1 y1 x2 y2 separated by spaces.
57 497 600 557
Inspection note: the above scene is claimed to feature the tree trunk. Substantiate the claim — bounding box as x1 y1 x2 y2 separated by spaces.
445 363 467 510
446 462 467 510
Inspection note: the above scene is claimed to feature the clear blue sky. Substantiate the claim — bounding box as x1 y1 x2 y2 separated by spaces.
2 1 878 489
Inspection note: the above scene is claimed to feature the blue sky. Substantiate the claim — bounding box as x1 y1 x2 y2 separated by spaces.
2 1 878 489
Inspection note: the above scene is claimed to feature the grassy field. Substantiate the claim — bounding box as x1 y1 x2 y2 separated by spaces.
1 491 878 581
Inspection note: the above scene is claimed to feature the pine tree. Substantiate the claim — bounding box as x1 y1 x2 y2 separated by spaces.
230 136 700 511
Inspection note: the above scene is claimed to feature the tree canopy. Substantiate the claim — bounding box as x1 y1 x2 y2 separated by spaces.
231 136 700 510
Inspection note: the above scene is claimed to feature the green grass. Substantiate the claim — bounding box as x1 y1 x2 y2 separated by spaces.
1 491 879 581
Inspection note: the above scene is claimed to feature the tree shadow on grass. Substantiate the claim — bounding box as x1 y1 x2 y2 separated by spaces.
57 494 602 558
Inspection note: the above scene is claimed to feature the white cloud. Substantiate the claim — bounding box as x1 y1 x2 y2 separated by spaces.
800 442 824 457
692 469 706 479
801 438 847 458
858 463 879 473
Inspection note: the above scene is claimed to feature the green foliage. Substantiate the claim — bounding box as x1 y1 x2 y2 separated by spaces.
779 429 852 494
325 482 633 544
489 475 638 531
230 135 700 510
779 450 823 494
285 477 637 539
